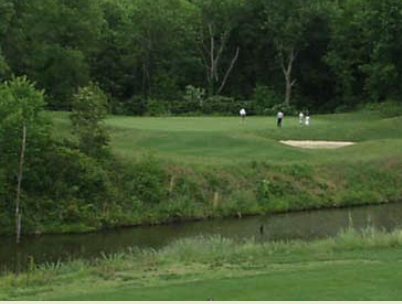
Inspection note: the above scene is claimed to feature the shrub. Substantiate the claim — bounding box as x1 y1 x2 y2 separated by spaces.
203 95 237 115
126 157 168 205
120 95 147 116
146 99 169 116
44 146 114 212
378 100 402 118
264 102 298 116
256 179 271 205
334 103 358 113
165 85 205 115
183 85 205 108
253 85 281 115
70 83 110 158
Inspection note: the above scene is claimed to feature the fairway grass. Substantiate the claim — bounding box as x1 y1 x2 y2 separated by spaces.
57 261 402 301
3 229 402 301
50 111 402 165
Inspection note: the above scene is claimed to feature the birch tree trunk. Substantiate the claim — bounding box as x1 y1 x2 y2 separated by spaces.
281 48 297 106
200 23 240 96
217 47 240 95
16 124 26 244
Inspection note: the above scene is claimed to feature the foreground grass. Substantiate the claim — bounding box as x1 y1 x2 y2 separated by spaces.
2 228 402 300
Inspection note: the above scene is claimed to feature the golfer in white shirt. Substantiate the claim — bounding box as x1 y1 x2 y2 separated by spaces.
240 108 246 122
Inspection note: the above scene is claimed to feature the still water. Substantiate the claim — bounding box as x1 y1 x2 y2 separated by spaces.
1 203 402 273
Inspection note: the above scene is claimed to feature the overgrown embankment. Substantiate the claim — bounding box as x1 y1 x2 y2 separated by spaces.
3 155 402 236
131 156 402 224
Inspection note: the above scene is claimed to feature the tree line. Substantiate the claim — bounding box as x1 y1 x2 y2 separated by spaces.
1 0 402 115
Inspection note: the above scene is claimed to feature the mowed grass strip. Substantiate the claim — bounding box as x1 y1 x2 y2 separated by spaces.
48 111 402 165
5 230 402 301
57 260 402 301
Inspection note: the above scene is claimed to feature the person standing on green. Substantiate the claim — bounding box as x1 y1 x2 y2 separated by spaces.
277 111 284 128
239 108 246 123
299 112 304 125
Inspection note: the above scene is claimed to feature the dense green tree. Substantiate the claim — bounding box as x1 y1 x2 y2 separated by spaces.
129 0 200 98
70 83 110 159
0 50 10 81
291 0 336 110
2 0 104 109
326 0 370 107
359 0 402 101
0 76 50 242
92 0 136 102
0 78 126 234
94 0 201 106
0 0 14 36
0 0 14 81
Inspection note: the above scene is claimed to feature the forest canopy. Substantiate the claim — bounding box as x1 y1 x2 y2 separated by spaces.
1 0 402 114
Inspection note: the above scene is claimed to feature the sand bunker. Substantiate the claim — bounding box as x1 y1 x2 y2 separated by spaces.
280 140 355 149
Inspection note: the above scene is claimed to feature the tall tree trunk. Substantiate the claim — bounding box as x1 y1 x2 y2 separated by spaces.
199 23 239 96
284 73 293 107
280 48 297 106
16 124 26 244
217 47 240 95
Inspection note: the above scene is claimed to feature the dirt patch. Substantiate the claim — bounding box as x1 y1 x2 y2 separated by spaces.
280 140 355 149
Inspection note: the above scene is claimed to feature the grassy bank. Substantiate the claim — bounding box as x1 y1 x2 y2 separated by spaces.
2 228 402 300
2 111 401 236
48 111 402 227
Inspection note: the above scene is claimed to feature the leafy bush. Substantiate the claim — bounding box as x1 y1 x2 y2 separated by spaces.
256 179 271 205
378 100 402 118
362 100 402 117
183 85 205 108
203 95 238 115
70 83 110 158
118 95 147 116
253 85 281 115
146 99 169 116
264 102 298 116
167 86 205 115
126 157 168 205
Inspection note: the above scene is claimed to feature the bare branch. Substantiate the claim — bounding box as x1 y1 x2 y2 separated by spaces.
290 48 298 63
279 51 287 76
198 26 210 55
208 23 215 81
285 48 298 78
280 61 287 76
197 44 210 70
15 124 26 244
214 30 230 81
217 47 240 95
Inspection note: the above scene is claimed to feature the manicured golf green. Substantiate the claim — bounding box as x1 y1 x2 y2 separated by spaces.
50 111 402 165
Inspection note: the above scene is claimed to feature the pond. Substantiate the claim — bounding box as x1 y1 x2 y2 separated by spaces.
1 202 402 273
